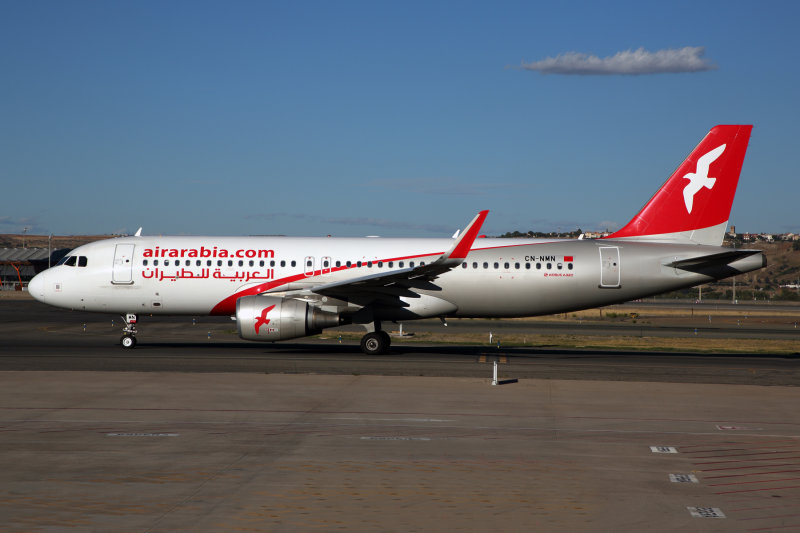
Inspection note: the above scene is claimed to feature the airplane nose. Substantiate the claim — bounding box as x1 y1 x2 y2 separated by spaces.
28 273 45 303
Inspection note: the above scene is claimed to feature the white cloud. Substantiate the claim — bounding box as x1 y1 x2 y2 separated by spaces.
519 47 716 75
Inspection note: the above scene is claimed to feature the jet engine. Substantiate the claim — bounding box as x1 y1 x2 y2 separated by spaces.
236 295 341 342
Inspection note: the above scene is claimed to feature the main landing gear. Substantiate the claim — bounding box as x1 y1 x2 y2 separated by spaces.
360 324 391 355
120 313 138 349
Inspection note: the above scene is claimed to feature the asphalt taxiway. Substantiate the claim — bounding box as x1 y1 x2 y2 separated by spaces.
2 298 800 532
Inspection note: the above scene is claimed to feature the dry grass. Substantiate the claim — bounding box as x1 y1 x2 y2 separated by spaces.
329 330 800 355
324 332 800 355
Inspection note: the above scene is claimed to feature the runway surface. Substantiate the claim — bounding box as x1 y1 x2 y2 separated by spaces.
2 298 800 531
2 299 799 385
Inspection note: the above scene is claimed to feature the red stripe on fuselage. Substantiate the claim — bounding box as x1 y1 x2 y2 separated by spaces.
209 240 563 316
210 250 444 315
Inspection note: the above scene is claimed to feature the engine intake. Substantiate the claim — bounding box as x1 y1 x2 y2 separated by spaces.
236 295 340 341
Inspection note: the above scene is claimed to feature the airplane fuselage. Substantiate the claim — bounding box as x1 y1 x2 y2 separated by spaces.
27 125 765 354
31 235 764 320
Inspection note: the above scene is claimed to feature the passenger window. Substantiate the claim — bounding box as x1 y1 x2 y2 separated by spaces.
154 260 159 266
228 260 233 267
207 260 212 266
196 260 202 266
399 261 404 268
557 263 563 270
238 260 244 267
409 261 415 267
568 263 573 270
367 261 373 268
504 262 509 269
547 263 552 269
346 261 352 267
483 262 488 269
494 262 499 269
164 260 170 266
249 260 255 267
280 260 286 267
536 263 541 270
377 261 383 268
525 263 530 270
515 263 520 269
324 260 329 268
335 261 341 267
291 260 296 267
270 260 275 267
143 259 149 266
473 262 478 269
78 256 88 267
461 263 467 269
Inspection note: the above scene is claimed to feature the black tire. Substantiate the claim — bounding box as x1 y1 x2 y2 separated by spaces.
120 334 137 349
360 331 389 355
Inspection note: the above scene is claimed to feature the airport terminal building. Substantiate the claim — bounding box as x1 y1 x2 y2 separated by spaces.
0 248 69 291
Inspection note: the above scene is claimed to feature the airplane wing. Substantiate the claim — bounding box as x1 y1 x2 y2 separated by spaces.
263 211 488 305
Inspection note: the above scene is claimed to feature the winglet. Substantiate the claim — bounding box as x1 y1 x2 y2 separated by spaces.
447 210 488 260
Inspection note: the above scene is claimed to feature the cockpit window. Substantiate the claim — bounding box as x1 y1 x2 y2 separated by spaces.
57 255 87 267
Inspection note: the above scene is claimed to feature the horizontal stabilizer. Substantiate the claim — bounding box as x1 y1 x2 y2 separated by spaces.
666 249 761 269
665 249 765 278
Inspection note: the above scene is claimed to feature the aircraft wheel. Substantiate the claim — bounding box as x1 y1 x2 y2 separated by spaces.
378 330 391 347
120 334 137 349
360 331 389 355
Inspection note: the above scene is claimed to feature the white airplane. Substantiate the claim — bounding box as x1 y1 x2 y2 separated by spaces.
28 125 765 354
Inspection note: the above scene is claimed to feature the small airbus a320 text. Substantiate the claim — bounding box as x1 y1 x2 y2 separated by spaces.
29 125 765 354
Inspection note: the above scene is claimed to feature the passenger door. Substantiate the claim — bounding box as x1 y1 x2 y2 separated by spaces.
112 244 135 285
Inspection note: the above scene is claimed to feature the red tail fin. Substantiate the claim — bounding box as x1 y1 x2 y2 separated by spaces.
607 125 752 245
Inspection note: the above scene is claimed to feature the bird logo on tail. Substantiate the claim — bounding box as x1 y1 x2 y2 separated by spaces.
682 144 725 213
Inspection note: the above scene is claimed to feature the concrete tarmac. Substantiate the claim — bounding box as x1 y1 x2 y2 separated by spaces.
2 297 800 531
3 373 800 532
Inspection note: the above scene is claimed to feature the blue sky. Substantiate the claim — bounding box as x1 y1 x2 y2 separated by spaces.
2 0 798 237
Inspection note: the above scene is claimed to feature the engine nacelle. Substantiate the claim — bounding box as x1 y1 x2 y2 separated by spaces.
236 295 340 341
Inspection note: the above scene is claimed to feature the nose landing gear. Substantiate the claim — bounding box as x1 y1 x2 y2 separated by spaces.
120 313 138 349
